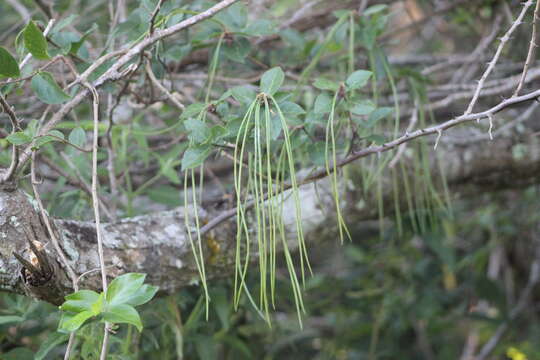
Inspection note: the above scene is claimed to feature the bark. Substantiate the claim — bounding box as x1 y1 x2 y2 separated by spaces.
0 130 539 304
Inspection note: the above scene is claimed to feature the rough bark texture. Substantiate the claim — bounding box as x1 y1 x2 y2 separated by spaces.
0 130 539 304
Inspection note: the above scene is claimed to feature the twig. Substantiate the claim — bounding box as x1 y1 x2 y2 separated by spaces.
514 0 540 96
465 0 533 115
81 81 110 360
105 94 118 220
148 0 167 36
145 60 185 110
0 93 22 183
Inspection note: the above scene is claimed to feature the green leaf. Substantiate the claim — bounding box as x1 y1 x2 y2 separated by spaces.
158 156 181 184
58 310 94 332
102 304 143 332
33 129 65 149
35 332 70 360
123 284 159 307
185 118 210 144
32 135 59 149
90 293 105 315
106 273 146 306
181 145 211 170
280 101 305 116
307 142 326 166
260 67 284 95
68 127 86 147
350 100 376 116
313 78 339 91
230 85 256 104
0 47 20 78
244 19 276 36
31 72 71 104
222 37 251 63
210 125 228 140
6 132 32 145
23 21 50 60
314 93 332 114
345 70 372 90
60 290 101 313
367 107 393 125
0 315 25 325
180 103 206 120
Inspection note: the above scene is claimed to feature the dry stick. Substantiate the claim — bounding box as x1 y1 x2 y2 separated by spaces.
475 247 540 360
0 93 22 183
199 87 540 236
148 0 167 36
514 0 540 96
105 94 119 220
465 0 533 115
81 81 110 360
145 60 185 109
18 0 241 168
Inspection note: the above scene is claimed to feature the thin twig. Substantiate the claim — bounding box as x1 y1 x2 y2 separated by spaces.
148 0 167 36
0 93 22 183
514 0 540 96
145 60 185 110
81 81 110 360
465 0 533 115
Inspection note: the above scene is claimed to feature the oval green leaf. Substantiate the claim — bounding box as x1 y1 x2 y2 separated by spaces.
345 70 372 90
6 132 32 145
260 67 284 95
106 273 146 306
23 21 50 60
0 47 20 78
102 304 143 332
31 71 71 104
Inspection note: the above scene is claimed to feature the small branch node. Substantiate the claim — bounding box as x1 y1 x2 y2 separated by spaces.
434 129 443 150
